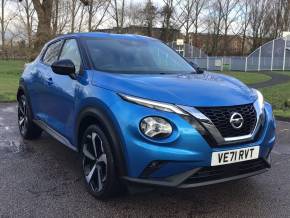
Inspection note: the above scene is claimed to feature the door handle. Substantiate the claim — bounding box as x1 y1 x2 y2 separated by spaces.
47 77 53 85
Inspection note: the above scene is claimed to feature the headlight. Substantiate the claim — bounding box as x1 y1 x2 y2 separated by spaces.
253 89 264 109
140 117 173 139
120 94 187 115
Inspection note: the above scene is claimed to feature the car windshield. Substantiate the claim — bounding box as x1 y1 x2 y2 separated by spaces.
84 38 195 74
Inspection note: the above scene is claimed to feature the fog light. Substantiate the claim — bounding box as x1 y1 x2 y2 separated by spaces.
140 117 172 139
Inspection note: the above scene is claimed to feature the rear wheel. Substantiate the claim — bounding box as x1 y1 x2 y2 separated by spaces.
81 125 122 199
18 94 42 139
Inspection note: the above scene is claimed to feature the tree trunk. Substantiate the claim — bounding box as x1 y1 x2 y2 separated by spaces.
113 0 119 31
147 19 152 36
78 4 85 32
52 0 59 36
1 0 4 50
31 0 53 49
24 0 32 48
120 0 125 32
241 28 247 56
71 0 76 33
88 0 93 31
285 0 290 30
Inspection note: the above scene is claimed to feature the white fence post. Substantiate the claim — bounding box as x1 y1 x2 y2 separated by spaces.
283 39 286 71
191 46 193 58
258 47 261 71
207 56 209 70
271 40 274 71
245 57 248 72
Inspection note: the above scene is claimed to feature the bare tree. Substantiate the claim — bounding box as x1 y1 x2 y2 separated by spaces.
177 0 206 44
9 0 289 58
160 0 177 42
142 0 158 36
83 0 111 31
239 0 251 55
192 0 206 35
52 0 59 36
1 0 17 52
0 0 9 50
178 0 194 43
18 0 53 49
1 0 5 50
282 0 289 31
126 2 143 27
109 0 126 32
220 0 240 55
17 0 36 51
208 0 223 55
70 0 81 32
249 0 268 49
272 0 289 37
78 3 86 32
55 0 71 34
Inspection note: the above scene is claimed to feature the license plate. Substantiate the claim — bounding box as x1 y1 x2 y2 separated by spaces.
211 146 260 166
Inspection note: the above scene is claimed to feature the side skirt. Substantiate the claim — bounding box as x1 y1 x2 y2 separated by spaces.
33 119 78 152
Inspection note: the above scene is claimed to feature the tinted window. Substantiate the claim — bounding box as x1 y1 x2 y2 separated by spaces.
84 38 194 74
59 39 81 73
43 40 63 65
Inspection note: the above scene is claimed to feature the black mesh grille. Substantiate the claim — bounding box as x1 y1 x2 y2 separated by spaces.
197 104 257 138
183 159 268 185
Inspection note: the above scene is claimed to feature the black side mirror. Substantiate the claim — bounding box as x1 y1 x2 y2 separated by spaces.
51 59 76 78
188 61 204 74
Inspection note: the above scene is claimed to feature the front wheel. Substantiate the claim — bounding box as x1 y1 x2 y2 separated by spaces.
81 125 122 199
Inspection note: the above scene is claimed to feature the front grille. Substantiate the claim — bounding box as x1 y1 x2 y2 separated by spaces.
183 159 268 185
197 104 257 138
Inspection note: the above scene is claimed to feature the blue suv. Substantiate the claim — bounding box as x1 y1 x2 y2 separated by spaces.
17 33 276 199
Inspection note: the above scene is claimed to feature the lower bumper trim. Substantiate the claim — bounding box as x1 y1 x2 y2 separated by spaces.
123 158 270 188
122 168 200 187
178 168 268 188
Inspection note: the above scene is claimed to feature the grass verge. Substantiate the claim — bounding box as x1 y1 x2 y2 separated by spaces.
0 60 25 102
220 71 272 84
260 82 290 119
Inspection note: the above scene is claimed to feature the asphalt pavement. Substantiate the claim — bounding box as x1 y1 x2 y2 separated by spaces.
0 103 290 218
249 71 290 89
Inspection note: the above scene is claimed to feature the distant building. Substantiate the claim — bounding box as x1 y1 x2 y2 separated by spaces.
188 33 253 56
99 25 183 42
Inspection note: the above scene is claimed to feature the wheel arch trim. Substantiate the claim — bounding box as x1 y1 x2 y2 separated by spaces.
75 105 128 177
17 80 35 118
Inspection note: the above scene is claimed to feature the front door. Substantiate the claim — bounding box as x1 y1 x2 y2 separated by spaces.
31 40 63 123
46 38 83 139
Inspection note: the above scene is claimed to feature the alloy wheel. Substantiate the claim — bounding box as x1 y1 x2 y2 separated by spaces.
82 131 108 193
18 96 28 135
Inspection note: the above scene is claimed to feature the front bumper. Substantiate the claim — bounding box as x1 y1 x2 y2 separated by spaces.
123 156 271 188
110 94 276 188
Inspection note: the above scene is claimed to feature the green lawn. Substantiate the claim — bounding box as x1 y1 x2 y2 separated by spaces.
220 71 272 84
0 60 25 102
260 82 290 119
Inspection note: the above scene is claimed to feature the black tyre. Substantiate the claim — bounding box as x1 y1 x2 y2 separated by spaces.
81 125 122 199
18 94 42 139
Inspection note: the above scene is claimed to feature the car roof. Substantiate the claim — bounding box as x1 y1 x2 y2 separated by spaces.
52 32 157 42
